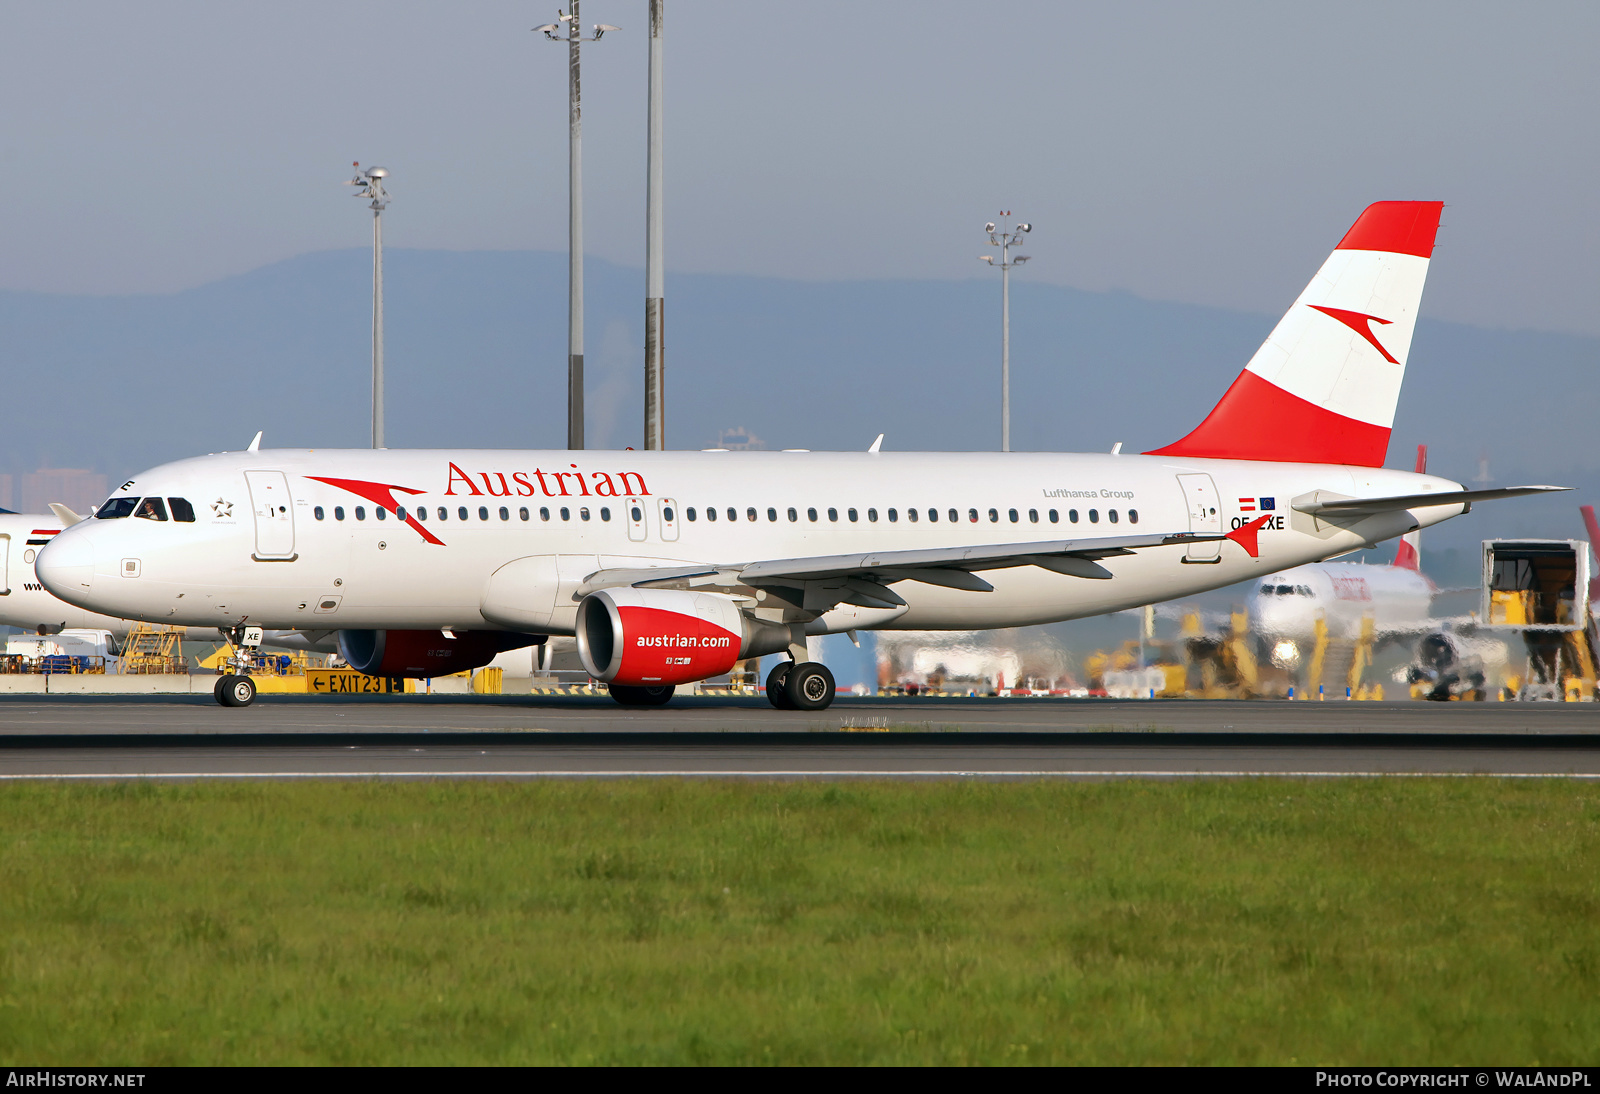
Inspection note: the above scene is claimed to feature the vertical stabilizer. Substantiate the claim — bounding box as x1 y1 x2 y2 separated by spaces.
1148 201 1443 466
1393 445 1427 570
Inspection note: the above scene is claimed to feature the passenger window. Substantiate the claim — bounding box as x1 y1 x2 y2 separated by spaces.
787 507 797 522
437 507 448 521
730 508 740 521
706 507 716 522
1128 509 1138 524
169 498 196 523
601 507 612 521
906 509 916 522
868 508 878 522
1049 509 1058 523
458 507 469 521
948 509 958 523
580 507 591 521
520 507 530 521
499 507 509 521
1008 509 1018 523
926 509 936 522
396 507 406 521
539 507 550 521
415 507 427 520
808 508 818 522
1069 509 1079 523
96 497 139 519
631 506 643 522
747 508 757 522
335 506 345 521
687 507 697 521
560 507 571 521
477 507 487 521
376 507 387 521
1109 509 1119 523
888 508 898 522
988 508 998 522
1089 509 1099 523
969 508 978 523
355 507 366 521
848 508 858 522
767 508 777 522
1028 509 1039 523
314 506 325 521
828 508 838 522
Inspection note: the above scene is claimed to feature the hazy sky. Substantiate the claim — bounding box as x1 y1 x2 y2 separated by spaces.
2 2 1597 334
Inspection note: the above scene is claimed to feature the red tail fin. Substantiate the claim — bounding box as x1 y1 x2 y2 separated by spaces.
1392 445 1427 570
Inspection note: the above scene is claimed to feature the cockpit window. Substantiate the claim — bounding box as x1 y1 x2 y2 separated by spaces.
169 498 196 523
135 498 168 521
96 497 139 519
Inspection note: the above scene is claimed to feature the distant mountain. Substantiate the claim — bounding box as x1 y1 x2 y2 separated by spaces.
1 248 1594 550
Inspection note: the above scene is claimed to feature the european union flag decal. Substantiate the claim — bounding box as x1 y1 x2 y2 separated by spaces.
1260 497 1275 511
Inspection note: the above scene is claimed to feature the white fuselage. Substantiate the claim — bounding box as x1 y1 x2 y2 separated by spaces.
36 448 1470 637
1249 561 1435 644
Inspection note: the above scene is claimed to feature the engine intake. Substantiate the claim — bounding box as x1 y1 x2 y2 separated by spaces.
337 629 544 678
576 588 789 686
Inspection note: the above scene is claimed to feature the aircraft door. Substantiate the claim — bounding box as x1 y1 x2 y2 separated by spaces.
245 470 297 560
626 498 648 542
1176 473 1221 562
0 534 9 595
658 497 679 542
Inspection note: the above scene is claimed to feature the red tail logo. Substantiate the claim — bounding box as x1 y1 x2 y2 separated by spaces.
1309 305 1399 364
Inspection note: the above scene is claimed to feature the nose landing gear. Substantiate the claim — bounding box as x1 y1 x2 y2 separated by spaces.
215 674 257 707
766 660 836 711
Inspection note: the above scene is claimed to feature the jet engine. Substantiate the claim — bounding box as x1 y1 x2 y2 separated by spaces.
576 588 790 686
336 629 544 678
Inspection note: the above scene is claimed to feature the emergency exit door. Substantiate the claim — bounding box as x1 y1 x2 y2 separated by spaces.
0 534 9 594
1176 473 1221 562
245 470 297 560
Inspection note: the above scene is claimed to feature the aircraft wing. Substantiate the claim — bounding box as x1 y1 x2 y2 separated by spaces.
578 521 1269 613
1294 485 1568 516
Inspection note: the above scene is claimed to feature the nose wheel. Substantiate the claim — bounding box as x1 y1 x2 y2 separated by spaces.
766 661 835 711
214 674 257 708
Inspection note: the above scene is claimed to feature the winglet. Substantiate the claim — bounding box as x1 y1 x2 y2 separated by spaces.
1225 515 1272 558
868 434 884 454
48 503 86 526
247 431 263 453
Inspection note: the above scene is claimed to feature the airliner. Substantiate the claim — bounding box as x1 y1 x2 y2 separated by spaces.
0 507 331 652
1249 445 1437 648
35 201 1563 708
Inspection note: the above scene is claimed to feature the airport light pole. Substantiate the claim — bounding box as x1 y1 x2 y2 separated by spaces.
536 6 619 451
979 214 1030 452
643 0 664 450
347 164 391 449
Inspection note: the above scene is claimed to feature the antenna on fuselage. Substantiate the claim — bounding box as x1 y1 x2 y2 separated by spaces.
247 431 263 453
868 434 884 454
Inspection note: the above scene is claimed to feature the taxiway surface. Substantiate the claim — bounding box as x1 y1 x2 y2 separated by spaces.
1 695 1597 779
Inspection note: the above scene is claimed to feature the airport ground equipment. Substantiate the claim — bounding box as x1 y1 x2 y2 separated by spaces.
118 624 185 675
1479 539 1597 701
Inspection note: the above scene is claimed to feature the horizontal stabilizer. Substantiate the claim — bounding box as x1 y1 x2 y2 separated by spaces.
1293 485 1569 516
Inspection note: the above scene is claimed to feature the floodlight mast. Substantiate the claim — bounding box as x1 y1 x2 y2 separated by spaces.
643 0 665 450
979 213 1031 452
536 5 620 450
346 164 391 449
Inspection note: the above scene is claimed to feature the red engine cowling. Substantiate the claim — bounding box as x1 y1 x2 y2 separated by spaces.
336 629 544 678
576 588 787 686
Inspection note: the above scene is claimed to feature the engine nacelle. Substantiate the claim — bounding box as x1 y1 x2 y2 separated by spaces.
336 629 544 678
576 588 790 686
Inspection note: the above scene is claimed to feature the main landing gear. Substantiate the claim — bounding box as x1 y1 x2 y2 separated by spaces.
766 660 836 711
608 683 676 706
214 675 257 708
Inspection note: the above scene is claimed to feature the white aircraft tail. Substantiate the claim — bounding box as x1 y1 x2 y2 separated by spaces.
1149 201 1444 467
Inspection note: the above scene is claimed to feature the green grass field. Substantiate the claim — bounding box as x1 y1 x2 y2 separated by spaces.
2 778 1598 1065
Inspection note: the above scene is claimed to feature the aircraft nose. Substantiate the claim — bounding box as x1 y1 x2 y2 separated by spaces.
36 528 96 600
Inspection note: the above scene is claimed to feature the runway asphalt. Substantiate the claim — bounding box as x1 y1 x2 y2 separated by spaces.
1 695 1598 778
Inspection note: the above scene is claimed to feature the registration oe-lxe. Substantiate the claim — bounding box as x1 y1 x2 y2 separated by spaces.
35 201 1563 709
